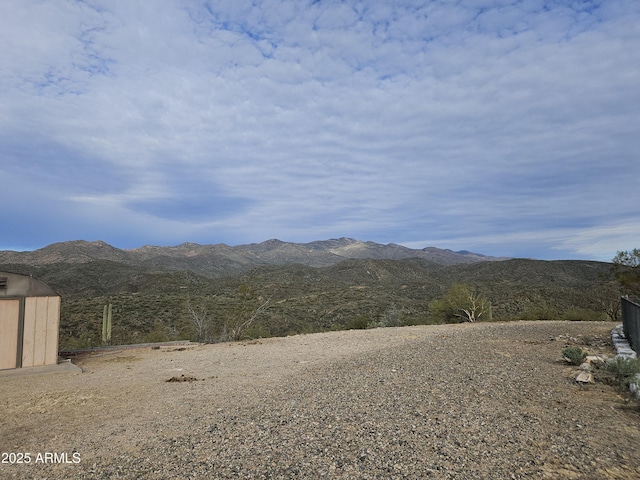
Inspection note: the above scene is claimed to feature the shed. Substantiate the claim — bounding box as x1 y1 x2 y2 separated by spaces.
0 271 61 370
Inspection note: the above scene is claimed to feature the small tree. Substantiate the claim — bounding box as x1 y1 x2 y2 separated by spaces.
612 249 640 298
594 280 622 322
220 283 271 342
429 283 491 323
187 300 213 343
221 296 271 341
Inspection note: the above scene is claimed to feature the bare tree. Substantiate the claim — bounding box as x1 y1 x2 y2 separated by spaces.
186 282 272 343
187 298 214 343
429 283 491 323
594 274 623 322
221 296 271 342
454 288 490 322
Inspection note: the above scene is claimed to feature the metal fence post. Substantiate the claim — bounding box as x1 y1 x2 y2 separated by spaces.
621 297 640 354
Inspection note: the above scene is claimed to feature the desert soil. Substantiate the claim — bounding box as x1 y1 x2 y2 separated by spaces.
1 321 639 479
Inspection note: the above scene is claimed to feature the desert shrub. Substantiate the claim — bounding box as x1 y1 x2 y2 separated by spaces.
382 312 426 327
519 303 559 320
598 357 640 389
367 308 404 329
60 334 97 351
242 322 272 340
347 315 370 330
562 346 587 366
380 305 404 327
560 308 605 321
403 315 440 326
428 284 490 323
144 323 170 343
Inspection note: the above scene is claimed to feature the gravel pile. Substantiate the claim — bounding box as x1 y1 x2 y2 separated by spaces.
2 321 639 479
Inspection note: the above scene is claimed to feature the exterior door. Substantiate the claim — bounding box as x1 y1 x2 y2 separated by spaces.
0 299 20 370
22 296 60 367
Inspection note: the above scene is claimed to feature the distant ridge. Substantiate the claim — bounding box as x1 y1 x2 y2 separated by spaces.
0 239 613 351
0 238 508 278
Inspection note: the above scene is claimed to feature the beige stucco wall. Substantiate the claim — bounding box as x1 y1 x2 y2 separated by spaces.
0 272 61 370
0 299 20 370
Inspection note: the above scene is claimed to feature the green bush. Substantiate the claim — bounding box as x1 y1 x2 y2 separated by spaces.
560 308 605 322
404 316 440 326
60 334 98 351
520 303 559 320
144 323 170 343
562 346 587 366
347 315 370 330
242 323 272 340
599 357 640 389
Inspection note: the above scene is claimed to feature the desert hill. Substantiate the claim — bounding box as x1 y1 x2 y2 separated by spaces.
0 239 619 350
0 238 506 277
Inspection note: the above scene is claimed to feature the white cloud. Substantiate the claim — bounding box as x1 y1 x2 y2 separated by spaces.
556 222 640 261
0 0 639 258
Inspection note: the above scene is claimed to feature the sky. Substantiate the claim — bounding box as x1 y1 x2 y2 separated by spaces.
1 0 639 261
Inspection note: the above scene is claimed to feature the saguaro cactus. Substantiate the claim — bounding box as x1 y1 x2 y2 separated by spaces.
102 304 113 345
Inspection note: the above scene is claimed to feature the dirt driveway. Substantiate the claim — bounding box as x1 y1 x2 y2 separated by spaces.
1 321 639 479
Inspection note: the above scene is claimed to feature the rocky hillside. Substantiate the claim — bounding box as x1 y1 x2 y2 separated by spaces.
0 239 620 351
0 238 507 278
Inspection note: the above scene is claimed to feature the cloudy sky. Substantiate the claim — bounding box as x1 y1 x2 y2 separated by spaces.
1 0 638 260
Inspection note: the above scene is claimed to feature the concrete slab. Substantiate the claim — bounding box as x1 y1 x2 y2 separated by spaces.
0 359 82 378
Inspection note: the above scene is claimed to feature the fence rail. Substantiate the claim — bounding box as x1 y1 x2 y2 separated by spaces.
621 296 640 354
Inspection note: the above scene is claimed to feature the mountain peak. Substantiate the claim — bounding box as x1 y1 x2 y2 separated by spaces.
0 238 506 275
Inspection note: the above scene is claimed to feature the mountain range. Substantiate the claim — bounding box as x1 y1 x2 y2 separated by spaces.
0 238 618 350
0 238 507 278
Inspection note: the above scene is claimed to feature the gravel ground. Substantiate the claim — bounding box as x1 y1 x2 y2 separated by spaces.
1 321 639 479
